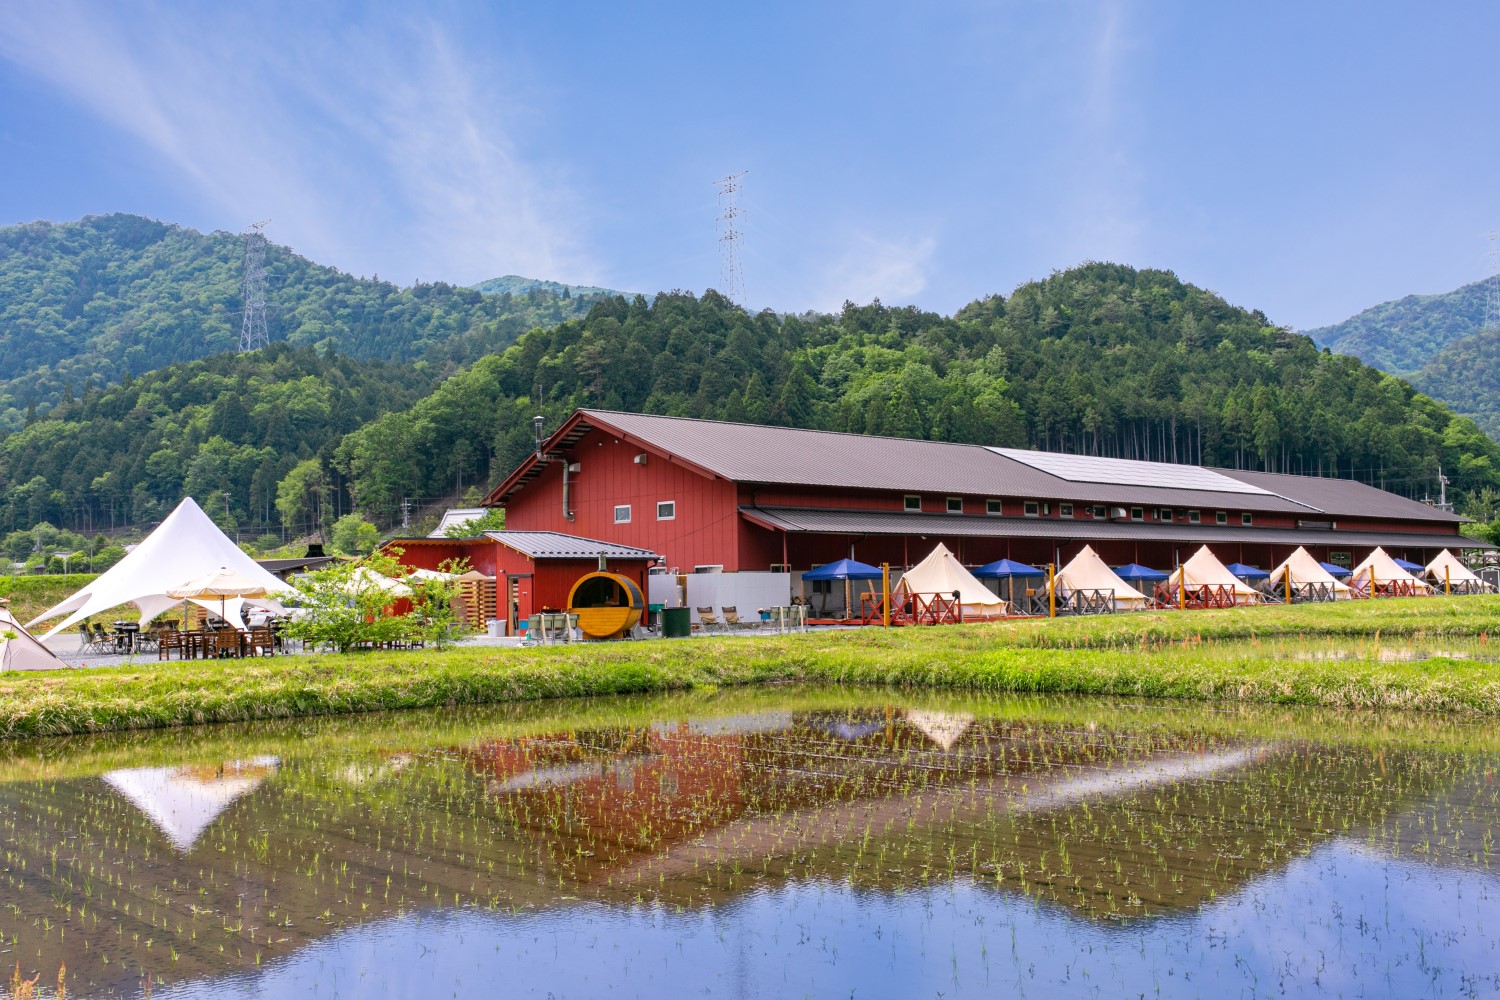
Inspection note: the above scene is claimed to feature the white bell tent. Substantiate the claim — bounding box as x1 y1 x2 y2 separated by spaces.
1425 549 1488 590
1165 546 1261 605
1349 547 1433 596
1267 546 1352 599
893 543 1008 618
1055 545 1149 610
0 602 63 671
29 497 293 638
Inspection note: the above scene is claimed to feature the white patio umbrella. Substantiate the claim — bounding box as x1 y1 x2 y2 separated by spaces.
167 568 272 628
342 567 414 598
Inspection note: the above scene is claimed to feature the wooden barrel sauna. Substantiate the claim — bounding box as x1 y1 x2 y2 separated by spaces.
566 572 644 640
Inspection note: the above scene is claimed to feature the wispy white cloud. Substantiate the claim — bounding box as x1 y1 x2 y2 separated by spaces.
810 230 937 311
0 2 594 285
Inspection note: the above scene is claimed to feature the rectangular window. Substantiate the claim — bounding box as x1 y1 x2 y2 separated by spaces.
1042 503 1052 516
613 504 631 524
1241 512 1254 526
947 497 963 514
1188 510 1201 524
1130 507 1143 522
986 499 1003 516
1216 511 1228 525
904 495 922 512
1024 501 1040 517
811 579 833 595
1329 551 1352 569
656 500 676 521
1158 508 1173 522
1059 503 1073 518
1093 505 1108 519
769 563 789 573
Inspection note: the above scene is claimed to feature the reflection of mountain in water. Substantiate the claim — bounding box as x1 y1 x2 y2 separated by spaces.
101 757 279 853
0 705 1487 996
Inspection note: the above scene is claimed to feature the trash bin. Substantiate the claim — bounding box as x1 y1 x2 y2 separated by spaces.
486 619 506 638
661 606 691 639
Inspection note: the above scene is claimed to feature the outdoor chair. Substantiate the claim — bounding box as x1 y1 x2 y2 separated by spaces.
720 606 756 632
247 626 275 657
157 630 184 660
695 606 723 633
81 623 113 656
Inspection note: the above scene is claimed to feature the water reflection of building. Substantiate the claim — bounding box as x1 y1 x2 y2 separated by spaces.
0 711 1481 997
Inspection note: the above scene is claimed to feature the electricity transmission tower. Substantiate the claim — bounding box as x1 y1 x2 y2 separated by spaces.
239 220 271 352
714 172 746 304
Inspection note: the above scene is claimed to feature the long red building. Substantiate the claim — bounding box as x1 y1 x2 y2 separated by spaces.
390 408 1489 626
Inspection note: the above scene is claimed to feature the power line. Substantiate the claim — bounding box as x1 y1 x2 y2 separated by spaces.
239 220 271 353
714 171 747 304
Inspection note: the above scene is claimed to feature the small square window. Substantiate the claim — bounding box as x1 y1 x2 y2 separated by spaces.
1024 501 1040 517
947 497 963 514
1241 512 1253 526
613 504 631 524
1130 507 1143 522
904 495 922 512
1059 503 1073 518
1093 505 1108 519
1158 508 1173 522
1216 511 1228 525
986 499 1003 516
656 500 676 521
1188 510 1201 524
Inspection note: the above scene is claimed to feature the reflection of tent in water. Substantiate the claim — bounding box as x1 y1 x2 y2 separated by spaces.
803 713 887 741
905 709 973 750
102 757 279 853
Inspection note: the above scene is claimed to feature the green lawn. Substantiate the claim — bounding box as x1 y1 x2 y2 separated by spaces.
0 573 100 623
3 596 1500 737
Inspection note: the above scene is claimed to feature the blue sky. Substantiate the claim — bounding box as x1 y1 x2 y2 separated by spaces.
1 1 1497 329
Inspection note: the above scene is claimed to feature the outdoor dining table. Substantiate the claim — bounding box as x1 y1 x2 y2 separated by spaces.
111 621 140 652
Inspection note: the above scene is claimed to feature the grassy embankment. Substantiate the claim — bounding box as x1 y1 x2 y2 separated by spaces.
3 596 1500 737
0 573 100 623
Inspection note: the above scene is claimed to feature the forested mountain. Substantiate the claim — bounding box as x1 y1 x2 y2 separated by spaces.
1303 279 1500 436
7 259 1497 545
1409 328 1500 437
0 214 606 430
471 275 630 299
1304 279 1489 373
0 344 427 541
334 263 1500 526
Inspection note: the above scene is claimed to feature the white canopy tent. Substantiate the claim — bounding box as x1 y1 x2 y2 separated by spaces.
343 567 414 598
1349 547 1433 596
905 709 974 751
1166 546 1261 605
28 497 293 638
0 603 63 671
1425 549 1490 591
1055 545 1149 610
1267 546 1352 599
893 543 1007 618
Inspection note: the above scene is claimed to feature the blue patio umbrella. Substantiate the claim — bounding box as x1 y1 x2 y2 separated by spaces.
801 558 883 581
1393 557 1425 574
802 558 883 618
1112 562 1169 583
1318 561 1352 578
1225 562 1270 581
972 558 1045 579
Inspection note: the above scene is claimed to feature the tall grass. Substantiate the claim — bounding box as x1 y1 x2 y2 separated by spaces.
3 596 1500 737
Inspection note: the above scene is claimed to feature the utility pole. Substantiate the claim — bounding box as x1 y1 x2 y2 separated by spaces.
402 497 411 532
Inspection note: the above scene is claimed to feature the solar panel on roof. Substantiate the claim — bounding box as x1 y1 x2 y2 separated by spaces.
988 448 1272 495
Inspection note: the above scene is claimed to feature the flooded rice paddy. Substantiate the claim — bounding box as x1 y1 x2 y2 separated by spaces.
2 686 1499 998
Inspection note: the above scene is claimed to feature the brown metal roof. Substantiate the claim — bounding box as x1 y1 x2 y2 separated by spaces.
485 531 659 561
741 506 1492 550
571 410 1317 513
1218 469 1465 523
489 409 1459 525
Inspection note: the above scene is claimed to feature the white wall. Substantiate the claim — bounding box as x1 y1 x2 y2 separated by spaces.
683 573 791 623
